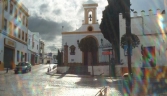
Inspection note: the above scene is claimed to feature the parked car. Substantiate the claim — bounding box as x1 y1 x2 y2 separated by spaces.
14 62 32 74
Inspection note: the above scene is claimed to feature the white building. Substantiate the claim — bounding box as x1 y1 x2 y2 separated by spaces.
61 0 111 75
0 0 29 70
118 0 167 77
39 40 45 64
27 30 40 65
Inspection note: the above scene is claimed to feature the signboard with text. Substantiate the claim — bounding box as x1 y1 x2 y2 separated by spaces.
102 51 112 55
4 38 16 48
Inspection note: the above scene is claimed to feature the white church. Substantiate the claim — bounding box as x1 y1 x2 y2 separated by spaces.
61 0 112 75
60 0 167 78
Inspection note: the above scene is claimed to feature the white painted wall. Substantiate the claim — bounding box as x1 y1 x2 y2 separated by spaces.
0 33 28 65
0 1 3 30
88 65 109 76
27 30 40 64
119 9 167 67
75 24 101 32
0 34 5 64
3 0 28 39
28 30 40 53
57 66 70 73
62 32 110 64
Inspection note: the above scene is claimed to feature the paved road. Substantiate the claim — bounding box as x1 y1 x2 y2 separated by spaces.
0 64 122 96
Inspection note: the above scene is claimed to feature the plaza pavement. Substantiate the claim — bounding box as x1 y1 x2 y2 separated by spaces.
46 68 167 96
1 64 167 96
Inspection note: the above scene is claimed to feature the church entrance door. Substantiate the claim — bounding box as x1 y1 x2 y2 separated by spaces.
82 37 98 66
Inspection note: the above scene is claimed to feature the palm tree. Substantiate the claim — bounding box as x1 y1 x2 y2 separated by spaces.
79 37 98 76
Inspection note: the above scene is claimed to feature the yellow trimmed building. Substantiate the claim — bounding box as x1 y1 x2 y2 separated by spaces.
0 0 29 70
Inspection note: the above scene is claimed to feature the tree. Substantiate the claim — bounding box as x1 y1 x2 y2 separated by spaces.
100 0 127 63
56 50 62 66
79 37 98 76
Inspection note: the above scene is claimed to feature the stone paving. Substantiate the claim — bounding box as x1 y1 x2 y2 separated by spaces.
0 64 122 96
1 64 167 96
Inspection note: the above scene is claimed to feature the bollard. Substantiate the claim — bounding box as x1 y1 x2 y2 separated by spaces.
47 68 50 73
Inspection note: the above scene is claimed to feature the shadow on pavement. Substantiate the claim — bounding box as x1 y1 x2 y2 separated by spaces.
55 73 67 79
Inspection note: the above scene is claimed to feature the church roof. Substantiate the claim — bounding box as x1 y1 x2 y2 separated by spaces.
83 0 97 4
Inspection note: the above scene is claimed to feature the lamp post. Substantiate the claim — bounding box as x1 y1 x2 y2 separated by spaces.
124 0 133 93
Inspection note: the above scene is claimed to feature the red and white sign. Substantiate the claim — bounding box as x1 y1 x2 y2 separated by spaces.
102 51 112 55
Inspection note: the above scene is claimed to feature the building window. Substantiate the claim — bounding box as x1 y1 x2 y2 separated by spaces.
4 18 7 30
10 3 13 14
32 42 34 48
87 26 93 31
23 16 25 25
70 45 76 55
26 18 28 27
4 0 8 11
21 52 23 62
142 46 156 67
17 50 19 62
25 33 27 42
28 53 29 62
25 53 27 62
22 31 24 40
19 11 22 23
9 22 13 35
14 25 17 37
29 39 30 45
18 29 21 38
15 8 18 18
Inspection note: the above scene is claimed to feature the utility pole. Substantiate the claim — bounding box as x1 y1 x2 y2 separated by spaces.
124 0 133 94
125 0 132 77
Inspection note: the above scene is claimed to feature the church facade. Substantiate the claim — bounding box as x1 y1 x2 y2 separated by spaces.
61 1 111 75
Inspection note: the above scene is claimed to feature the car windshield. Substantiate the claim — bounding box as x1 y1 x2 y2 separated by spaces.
18 62 27 66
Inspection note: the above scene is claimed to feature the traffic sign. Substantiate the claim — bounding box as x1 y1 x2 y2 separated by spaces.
124 45 132 56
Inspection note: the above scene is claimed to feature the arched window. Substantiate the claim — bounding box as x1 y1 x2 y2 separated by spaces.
88 11 93 24
70 45 76 55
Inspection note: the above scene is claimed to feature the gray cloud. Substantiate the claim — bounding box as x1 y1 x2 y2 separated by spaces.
53 9 61 15
47 45 57 52
77 6 84 15
28 15 73 41
39 4 49 12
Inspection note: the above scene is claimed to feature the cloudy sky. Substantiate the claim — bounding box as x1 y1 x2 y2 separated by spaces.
19 0 164 53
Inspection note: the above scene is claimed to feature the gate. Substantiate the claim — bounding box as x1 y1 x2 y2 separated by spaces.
4 47 14 69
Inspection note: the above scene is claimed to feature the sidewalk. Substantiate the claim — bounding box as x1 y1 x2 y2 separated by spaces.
46 68 120 80
0 69 14 75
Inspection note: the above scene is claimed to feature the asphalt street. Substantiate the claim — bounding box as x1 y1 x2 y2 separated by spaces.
0 64 122 96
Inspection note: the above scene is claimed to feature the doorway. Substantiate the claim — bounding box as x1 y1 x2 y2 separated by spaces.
83 37 98 66
4 47 14 69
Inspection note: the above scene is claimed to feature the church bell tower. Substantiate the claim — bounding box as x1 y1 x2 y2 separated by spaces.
83 0 98 24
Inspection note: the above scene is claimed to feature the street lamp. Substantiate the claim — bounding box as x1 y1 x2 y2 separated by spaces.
124 0 133 93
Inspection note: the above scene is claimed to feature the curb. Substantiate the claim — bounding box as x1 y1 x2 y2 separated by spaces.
46 72 94 78
46 73 116 79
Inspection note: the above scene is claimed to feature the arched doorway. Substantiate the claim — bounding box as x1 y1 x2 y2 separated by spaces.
81 36 98 66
